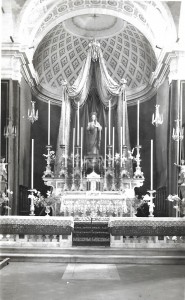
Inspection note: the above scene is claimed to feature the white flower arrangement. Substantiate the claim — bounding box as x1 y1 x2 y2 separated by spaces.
167 194 181 202
29 190 59 207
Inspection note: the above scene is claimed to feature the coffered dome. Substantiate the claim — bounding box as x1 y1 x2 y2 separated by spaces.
33 15 157 100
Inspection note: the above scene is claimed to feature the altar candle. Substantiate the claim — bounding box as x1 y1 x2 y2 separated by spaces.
81 127 83 168
120 127 122 167
48 100 50 145
123 94 126 145
105 127 107 168
63 100 65 145
151 139 153 190
109 100 111 145
77 102 79 146
65 145 67 168
137 100 140 146
31 139 34 189
73 128 75 168
112 127 115 167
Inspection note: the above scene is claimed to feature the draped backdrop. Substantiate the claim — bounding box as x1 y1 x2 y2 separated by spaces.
55 43 130 175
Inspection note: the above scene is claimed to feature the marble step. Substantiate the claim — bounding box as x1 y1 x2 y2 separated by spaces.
0 252 185 264
1 247 185 256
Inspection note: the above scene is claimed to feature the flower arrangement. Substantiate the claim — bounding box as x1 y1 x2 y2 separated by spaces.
29 190 59 208
167 194 185 217
167 194 181 202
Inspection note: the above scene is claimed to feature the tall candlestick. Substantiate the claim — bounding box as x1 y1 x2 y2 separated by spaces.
112 127 115 167
77 102 79 146
73 128 75 168
104 127 107 168
109 100 111 145
48 100 50 145
31 139 34 189
81 127 83 168
123 94 126 145
137 100 140 146
151 139 153 190
120 127 122 167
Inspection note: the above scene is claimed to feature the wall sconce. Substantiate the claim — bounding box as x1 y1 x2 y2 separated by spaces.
152 105 163 127
28 101 38 124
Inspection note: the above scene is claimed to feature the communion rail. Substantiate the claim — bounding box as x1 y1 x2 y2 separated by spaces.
0 216 184 249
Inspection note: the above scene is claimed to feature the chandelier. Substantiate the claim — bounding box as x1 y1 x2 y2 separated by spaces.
4 118 16 138
172 119 184 141
152 105 163 127
28 101 38 124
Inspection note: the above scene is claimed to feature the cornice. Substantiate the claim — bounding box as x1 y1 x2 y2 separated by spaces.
2 47 184 106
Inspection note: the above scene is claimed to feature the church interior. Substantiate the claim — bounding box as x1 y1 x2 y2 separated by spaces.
0 1 185 299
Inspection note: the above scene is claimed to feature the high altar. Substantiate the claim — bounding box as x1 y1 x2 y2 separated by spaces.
42 41 144 219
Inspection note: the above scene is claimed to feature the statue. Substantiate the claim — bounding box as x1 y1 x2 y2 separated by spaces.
87 112 102 155
175 159 185 185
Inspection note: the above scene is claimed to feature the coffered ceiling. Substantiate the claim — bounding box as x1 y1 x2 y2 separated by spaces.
33 17 157 98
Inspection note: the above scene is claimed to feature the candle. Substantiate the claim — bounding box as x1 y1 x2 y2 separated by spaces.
65 145 67 168
109 100 111 145
137 100 140 146
104 127 107 168
123 93 126 145
31 139 34 189
120 127 122 167
77 102 79 146
63 100 65 145
73 128 75 168
48 100 50 145
81 127 83 168
151 139 153 190
112 127 115 167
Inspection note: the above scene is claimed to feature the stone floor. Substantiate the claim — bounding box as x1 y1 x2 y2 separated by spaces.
0 262 185 300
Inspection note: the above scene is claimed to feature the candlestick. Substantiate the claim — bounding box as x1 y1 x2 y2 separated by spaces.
73 128 75 168
48 100 50 145
120 127 122 167
31 139 34 189
123 92 126 145
112 127 115 167
104 127 107 169
81 127 83 168
151 139 153 190
137 100 140 146
109 100 111 145
77 102 79 146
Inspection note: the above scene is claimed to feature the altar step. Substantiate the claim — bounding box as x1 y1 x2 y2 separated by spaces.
0 248 185 264
72 222 110 246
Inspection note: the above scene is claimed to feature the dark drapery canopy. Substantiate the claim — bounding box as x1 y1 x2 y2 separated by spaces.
55 42 130 175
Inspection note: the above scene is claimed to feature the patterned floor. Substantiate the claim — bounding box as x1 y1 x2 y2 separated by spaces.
62 264 120 280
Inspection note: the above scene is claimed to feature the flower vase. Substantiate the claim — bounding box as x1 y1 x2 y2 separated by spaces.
45 205 50 217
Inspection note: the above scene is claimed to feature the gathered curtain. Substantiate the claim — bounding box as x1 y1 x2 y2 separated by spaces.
55 44 130 173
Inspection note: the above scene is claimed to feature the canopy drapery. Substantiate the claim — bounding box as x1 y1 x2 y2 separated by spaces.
55 41 131 176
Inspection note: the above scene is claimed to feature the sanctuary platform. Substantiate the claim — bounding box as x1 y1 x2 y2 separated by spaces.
0 216 185 264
